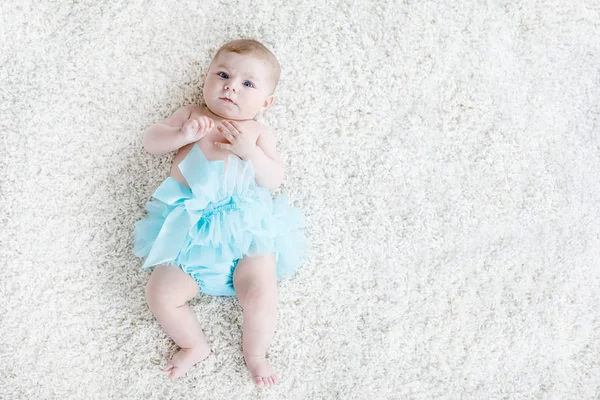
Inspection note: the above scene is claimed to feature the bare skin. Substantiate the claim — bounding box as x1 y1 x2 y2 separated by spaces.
146 105 280 385
146 253 280 385
145 264 211 380
169 105 265 184
233 252 280 386
143 47 284 386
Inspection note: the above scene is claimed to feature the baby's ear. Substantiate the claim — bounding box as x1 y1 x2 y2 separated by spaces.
262 95 275 110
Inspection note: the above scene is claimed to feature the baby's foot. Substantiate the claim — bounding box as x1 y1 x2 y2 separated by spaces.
243 353 279 387
164 346 211 379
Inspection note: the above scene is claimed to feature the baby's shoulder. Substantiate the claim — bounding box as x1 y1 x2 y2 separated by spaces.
255 122 278 156
251 120 273 136
233 119 270 137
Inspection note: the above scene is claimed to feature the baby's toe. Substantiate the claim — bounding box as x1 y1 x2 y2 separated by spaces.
169 367 183 380
253 376 264 386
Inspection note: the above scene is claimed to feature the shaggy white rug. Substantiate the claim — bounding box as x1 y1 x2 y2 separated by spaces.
1 0 599 398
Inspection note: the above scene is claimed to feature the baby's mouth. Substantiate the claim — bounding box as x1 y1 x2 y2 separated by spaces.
220 97 236 105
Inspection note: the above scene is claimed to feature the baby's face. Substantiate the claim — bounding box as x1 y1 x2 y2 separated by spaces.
203 51 275 120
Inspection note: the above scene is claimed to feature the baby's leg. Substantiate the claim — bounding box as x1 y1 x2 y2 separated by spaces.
145 264 211 379
233 253 279 387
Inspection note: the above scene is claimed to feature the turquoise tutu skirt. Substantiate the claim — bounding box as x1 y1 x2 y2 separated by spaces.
133 145 308 296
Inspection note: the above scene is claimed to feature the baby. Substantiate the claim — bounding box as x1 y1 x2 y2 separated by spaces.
133 39 308 387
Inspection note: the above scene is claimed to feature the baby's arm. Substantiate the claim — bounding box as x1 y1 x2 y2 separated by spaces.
143 105 214 155
249 127 285 190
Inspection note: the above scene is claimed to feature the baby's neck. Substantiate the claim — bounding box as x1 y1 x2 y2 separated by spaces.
202 104 257 122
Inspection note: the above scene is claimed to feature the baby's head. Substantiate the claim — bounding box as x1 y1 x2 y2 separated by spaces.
203 39 280 121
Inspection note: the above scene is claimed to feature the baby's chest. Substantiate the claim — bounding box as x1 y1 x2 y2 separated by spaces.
197 132 230 161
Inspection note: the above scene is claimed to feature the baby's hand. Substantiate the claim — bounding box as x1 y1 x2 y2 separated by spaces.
181 116 215 143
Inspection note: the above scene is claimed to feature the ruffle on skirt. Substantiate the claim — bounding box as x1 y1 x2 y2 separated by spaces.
133 144 308 296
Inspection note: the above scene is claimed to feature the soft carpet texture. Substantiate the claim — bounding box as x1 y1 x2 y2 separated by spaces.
1 1 599 398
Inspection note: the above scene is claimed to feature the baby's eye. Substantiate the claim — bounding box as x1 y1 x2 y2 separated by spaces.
218 72 229 79
243 81 254 88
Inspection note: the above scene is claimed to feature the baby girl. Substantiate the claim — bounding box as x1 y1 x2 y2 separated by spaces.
133 39 308 387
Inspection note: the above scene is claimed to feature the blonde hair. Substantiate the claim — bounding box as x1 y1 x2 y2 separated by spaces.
212 39 281 94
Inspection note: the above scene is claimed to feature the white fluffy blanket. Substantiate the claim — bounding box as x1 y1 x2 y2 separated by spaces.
1 1 599 398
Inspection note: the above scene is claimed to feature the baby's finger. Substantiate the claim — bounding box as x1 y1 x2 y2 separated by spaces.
222 120 240 136
217 125 235 142
198 118 206 132
202 117 214 132
228 120 243 134
214 141 232 151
